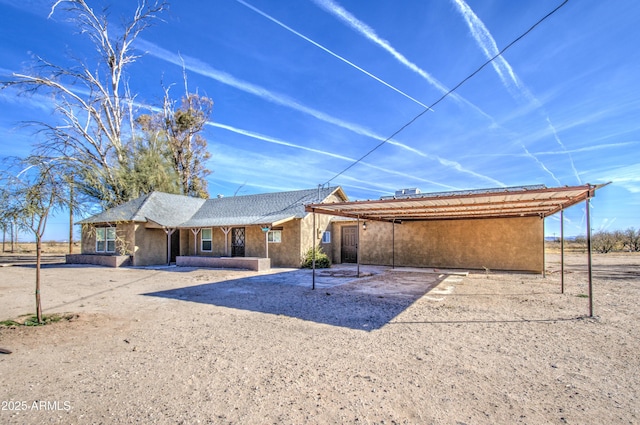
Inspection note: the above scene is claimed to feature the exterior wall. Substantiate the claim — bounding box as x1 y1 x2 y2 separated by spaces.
132 225 167 266
332 217 543 273
183 223 304 268
79 222 135 256
303 211 334 262
265 220 303 268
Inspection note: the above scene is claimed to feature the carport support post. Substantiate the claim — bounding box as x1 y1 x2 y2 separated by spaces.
586 197 593 317
357 216 361 277
392 219 395 269
560 209 565 294
542 217 546 278
312 209 316 290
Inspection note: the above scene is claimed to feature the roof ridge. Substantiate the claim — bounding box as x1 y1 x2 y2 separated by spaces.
132 191 157 221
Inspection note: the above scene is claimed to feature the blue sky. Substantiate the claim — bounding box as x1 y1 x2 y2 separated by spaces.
1 0 638 241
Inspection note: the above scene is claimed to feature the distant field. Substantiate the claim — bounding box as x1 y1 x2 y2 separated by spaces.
1 242 78 255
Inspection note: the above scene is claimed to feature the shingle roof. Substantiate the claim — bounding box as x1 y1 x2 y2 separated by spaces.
77 187 346 228
77 192 206 226
181 186 344 227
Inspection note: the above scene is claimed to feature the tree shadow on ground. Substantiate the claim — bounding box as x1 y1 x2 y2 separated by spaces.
143 269 446 331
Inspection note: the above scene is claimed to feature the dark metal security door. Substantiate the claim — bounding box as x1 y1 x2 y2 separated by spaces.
170 230 180 262
231 227 245 257
341 226 358 263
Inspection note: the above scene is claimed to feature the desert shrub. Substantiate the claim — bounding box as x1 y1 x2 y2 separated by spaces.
301 246 331 268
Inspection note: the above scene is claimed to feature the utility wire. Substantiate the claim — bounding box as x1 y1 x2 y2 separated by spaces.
325 0 570 185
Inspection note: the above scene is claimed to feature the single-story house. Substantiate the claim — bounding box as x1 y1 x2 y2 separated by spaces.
68 186 347 268
68 183 605 273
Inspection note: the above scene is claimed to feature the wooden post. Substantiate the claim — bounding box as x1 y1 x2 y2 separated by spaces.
191 228 201 255
221 227 231 256
164 228 176 265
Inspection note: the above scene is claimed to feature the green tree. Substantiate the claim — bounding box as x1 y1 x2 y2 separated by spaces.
137 90 213 198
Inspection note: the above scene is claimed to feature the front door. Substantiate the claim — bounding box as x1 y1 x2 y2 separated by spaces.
341 226 358 263
231 227 245 257
170 230 180 262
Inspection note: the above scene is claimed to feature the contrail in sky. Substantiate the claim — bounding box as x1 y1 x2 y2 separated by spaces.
451 0 521 94
452 0 581 184
209 121 459 190
311 0 453 98
521 144 561 185
234 0 430 109
136 39 502 187
310 0 498 123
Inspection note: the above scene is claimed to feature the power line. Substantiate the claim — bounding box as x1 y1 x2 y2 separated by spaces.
325 0 570 185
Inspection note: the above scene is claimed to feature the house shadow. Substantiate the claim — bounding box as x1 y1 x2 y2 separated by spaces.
143 267 446 331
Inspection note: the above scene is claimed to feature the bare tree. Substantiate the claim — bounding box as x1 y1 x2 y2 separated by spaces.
1 0 168 207
1 157 69 323
622 227 640 252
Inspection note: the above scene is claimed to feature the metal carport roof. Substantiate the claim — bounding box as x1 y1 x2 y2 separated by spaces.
305 183 610 317
305 184 608 222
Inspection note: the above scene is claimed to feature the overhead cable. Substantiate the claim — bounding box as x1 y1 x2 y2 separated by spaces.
325 0 570 185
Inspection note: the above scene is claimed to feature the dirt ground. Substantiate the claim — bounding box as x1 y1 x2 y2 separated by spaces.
0 252 638 424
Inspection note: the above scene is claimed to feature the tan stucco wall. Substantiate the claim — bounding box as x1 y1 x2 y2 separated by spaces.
132 225 167 266
332 217 543 272
80 223 134 256
183 222 306 268
302 212 333 261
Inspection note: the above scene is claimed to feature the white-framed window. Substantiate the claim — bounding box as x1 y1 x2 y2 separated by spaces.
201 228 212 251
322 231 331 244
268 229 282 243
96 227 116 253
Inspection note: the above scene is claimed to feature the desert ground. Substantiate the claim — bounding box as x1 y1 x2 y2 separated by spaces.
0 252 638 424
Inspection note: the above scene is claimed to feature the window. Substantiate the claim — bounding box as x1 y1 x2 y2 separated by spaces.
268 229 282 243
201 228 212 251
322 231 331 244
96 227 116 253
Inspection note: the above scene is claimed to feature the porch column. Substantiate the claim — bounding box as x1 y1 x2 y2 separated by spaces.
261 225 271 258
220 227 231 256
164 227 176 265
191 228 201 256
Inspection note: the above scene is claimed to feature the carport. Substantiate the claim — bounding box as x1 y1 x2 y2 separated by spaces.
306 183 609 317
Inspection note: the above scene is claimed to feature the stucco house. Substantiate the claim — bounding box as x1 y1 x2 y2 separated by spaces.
68 183 603 273
68 186 347 268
